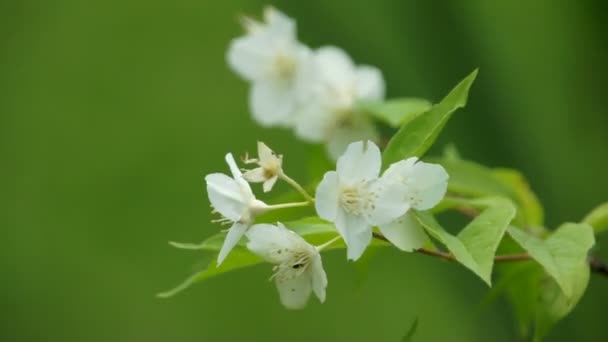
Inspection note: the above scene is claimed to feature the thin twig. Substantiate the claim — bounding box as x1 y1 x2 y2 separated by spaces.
589 256 608 277
373 232 608 275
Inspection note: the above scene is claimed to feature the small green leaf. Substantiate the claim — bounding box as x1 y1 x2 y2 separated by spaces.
582 202 608 234
494 263 544 337
433 158 516 200
493 168 545 227
413 197 516 285
507 223 595 298
360 98 431 127
159 218 390 297
401 316 419 342
382 69 477 167
157 247 262 298
431 157 545 228
533 264 590 342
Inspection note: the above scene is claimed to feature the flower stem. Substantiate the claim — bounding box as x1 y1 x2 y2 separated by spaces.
279 173 315 203
316 235 342 251
266 201 311 211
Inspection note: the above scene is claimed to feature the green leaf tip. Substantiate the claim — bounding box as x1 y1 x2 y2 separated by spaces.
413 196 515 286
582 202 608 234
382 69 478 167
508 223 595 299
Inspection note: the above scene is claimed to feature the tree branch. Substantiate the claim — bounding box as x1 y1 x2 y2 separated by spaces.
372 232 608 276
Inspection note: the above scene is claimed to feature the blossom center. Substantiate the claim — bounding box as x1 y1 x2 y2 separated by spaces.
273 53 297 80
272 249 312 281
339 184 375 216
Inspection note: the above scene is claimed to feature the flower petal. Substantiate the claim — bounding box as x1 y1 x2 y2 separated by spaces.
335 208 372 261
355 65 385 100
336 140 381 183
313 46 356 91
225 153 254 198
293 103 334 142
368 179 410 226
257 141 274 162
205 173 246 221
326 118 379 161
310 254 328 303
382 157 417 181
262 175 278 193
243 167 266 183
275 272 312 310
226 35 274 81
250 81 296 127
315 171 340 221
217 222 249 265
407 161 449 210
246 223 299 264
379 213 429 252
263 6 296 39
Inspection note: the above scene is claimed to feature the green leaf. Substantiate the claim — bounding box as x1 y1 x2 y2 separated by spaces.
401 317 419 342
534 264 589 342
360 98 431 127
413 197 516 285
495 262 544 337
433 158 516 200
493 168 545 227
159 218 390 297
382 69 477 167
507 223 595 298
157 247 262 298
431 157 545 228
582 202 608 234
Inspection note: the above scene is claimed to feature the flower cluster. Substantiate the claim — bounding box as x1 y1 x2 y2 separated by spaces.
227 6 384 160
205 140 447 309
191 7 451 310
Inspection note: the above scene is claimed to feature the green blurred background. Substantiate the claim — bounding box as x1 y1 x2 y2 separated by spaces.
2 0 607 341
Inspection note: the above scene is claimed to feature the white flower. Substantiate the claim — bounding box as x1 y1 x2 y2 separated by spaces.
293 46 385 159
246 223 327 310
227 7 310 127
315 141 409 260
205 153 269 265
242 141 283 192
376 157 449 252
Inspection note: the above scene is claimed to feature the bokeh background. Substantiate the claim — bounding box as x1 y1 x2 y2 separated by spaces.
2 0 607 341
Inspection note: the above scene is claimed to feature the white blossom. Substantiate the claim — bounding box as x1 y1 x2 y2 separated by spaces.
205 153 269 265
246 223 327 309
227 7 310 127
242 141 283 192
315 141 409 260
378 157 449 251
293 47 385 159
